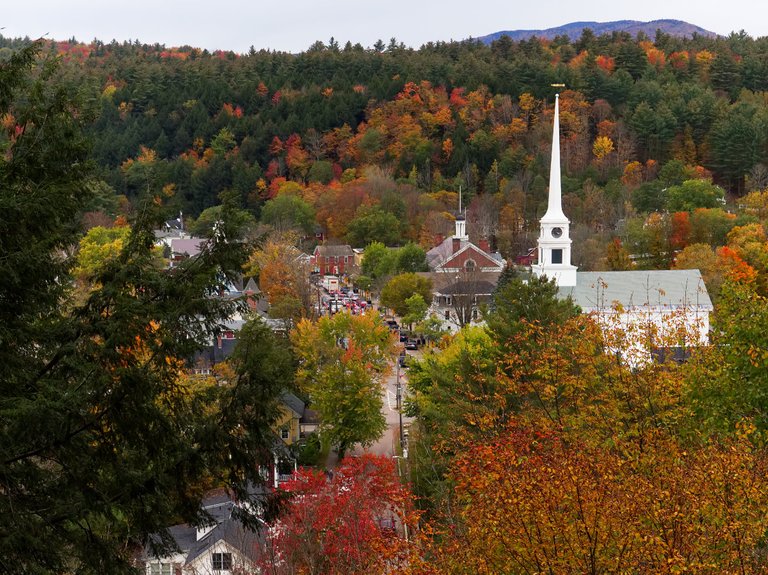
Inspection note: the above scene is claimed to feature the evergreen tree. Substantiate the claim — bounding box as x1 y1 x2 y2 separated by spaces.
0 44 288 573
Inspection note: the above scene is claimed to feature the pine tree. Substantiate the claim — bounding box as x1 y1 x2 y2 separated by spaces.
0 43 288 573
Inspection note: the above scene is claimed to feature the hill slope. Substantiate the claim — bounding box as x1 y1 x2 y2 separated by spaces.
479 19 718 43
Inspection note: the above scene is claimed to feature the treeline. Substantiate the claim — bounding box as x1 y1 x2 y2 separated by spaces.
3 29 768 256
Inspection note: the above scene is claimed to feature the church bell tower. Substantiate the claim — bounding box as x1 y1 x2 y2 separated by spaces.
532 93 578 287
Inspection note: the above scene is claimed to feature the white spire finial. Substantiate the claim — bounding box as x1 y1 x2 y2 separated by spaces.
542 93 567 223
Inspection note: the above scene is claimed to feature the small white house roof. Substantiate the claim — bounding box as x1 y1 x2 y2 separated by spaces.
558 270 713 313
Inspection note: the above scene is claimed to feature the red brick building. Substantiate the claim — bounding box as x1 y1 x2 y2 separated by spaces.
311 244 357 276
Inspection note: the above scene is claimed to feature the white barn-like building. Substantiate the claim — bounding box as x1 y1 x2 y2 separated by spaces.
532 94 713 364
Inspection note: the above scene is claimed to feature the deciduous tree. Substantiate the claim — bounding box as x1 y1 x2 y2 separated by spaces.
260 454 419 575
291 313 395 458
381 273 433 318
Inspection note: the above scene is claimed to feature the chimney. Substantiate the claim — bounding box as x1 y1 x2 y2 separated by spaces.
452 238 461 254
478 238 491 253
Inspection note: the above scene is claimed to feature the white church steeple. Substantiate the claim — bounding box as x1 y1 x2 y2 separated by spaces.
454 186 468 240
532 93 578 287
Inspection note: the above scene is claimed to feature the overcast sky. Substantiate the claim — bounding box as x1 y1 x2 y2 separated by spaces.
2 0 766 54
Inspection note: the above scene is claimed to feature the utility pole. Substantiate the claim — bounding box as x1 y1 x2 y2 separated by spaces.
396 359 404 453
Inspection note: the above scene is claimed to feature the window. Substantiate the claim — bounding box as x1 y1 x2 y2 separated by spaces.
551 249 563 264
281 428 290 440
464 259 476 271
212 553 232 571
150 563 173 575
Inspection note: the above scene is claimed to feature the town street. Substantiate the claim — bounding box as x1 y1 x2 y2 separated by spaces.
349 350 416 459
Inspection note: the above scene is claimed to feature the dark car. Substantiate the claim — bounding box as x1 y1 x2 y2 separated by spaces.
404 339 418 350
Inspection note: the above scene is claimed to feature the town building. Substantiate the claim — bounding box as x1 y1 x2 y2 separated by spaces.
424 205 506 330
141 488 264 575
533 93 713 365
311 244 357 276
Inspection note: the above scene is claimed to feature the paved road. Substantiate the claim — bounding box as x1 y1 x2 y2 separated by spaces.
354 357 411 457
323 350 416 466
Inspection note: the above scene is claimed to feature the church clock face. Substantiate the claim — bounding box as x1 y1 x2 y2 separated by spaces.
551 227 563 238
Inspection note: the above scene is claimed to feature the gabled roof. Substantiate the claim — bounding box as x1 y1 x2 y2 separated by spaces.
559 270 713 312
170 238 206 257
185 519 263 564
434 280 498 297
243 277 261 294
426 237 466 269
314 244 355 257
144 488 267 566
427 237 504 272
280 391 306 417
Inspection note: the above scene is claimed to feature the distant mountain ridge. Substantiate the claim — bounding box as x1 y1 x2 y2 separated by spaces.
479 19 718 43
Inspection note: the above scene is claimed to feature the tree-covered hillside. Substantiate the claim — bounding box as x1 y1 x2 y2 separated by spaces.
3 29 768 260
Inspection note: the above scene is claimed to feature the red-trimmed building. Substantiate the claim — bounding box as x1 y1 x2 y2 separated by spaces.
426 215 505 274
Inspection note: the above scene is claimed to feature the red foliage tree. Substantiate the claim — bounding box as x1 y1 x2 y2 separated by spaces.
669 211 691 251
260 454 419 575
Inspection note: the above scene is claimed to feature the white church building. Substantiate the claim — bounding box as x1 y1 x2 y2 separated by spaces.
532 94 713 365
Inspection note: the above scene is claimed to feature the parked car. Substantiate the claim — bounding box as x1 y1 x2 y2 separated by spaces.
405 339 418 350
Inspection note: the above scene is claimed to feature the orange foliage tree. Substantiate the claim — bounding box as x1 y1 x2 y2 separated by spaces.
430 425 768 575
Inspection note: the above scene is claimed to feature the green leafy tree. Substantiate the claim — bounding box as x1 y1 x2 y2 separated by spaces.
405 326 499 511
666 179 725 212
487 274 581 353
686 281 768 437
631 181 666 214
380 273 433 317
260 193 316 235
307 159 334 184
291 312 395 459
0 44 286 574
361 241 397 280
188 202 256 238
708 100 767 194
402 293 429 330
73 225 131 280
689 207 738 247
346 206 402 247
396 242 428 272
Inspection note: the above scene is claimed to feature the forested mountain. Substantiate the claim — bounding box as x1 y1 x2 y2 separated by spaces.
479 19 718 43
2 29 768 266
